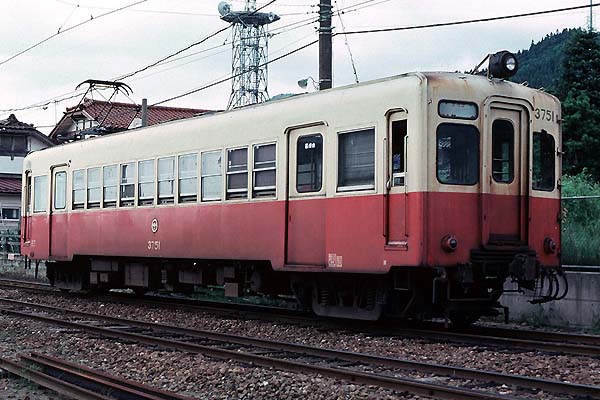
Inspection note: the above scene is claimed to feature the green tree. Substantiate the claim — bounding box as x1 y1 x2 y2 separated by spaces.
559 29 600 178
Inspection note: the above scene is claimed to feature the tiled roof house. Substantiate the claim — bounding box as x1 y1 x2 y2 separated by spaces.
49 99 212 143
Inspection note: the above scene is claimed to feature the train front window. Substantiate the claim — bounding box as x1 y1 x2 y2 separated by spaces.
492 120 514 183
33 175 47 213
533 131 555 191
338 128 375 191
297 134 323 193
120 163 135 207
436 123 479 185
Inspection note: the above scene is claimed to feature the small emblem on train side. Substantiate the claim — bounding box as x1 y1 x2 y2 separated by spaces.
151 218 159 233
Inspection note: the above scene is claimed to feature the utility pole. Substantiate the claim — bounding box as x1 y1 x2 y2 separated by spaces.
319 0 333 90
590 0 594 32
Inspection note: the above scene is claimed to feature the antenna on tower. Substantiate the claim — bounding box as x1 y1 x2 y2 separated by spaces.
218 1 280 109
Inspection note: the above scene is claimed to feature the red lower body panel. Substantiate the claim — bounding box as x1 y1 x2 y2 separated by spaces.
21 192 560 271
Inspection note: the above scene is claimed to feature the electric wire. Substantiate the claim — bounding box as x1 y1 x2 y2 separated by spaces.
334 0 359 83
0 0 148 68
342 2 600 35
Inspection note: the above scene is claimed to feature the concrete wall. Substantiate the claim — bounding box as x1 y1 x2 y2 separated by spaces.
501 271 600 328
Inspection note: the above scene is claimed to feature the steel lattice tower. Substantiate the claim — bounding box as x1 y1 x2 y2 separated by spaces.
220 0 279 109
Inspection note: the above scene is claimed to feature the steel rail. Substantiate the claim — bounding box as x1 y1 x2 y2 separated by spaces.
1 298 599 399
0 356 112 400
20 353 193 400
3 279 600 355
0 305 519 400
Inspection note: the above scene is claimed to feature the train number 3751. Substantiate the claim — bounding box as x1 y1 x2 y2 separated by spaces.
147 240 161 251
534 108 556 123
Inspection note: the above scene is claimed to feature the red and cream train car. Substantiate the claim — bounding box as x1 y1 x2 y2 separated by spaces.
21 71 562 322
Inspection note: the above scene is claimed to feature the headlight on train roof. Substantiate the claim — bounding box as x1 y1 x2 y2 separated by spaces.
489 50 519 79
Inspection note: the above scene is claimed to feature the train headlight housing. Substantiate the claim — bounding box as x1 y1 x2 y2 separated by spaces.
441 235 458 253
489 51 519 79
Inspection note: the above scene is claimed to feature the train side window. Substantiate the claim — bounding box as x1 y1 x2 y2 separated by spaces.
120 163 136 207
179 154 198 203
54 171 67 210
158 157 175 204
201 151 222 201
297 134 323 193
436 123 479 185
253 143 276 198
72 169 85 209
87 167 101 208
103 165 118 208
226 148 248 200
33 175 47 213
391 120 407 186
138 159 155 206
338 128 375 191
492 120 514 183
533 131 555 191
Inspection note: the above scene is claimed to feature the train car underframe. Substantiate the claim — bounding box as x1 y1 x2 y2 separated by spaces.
44 252 559 325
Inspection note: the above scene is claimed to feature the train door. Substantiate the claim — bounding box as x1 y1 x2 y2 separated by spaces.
483 104 527 244
385 111 409 245
286 126 327 266
49 167 69 258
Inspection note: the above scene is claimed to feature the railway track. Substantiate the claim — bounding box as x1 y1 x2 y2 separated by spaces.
0 297 599 400
2 277 600 357
0 352 192 400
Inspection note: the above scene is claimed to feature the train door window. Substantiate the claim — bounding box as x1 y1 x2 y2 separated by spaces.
138 160 155 206
436 124 479 185
391 120 407 186
226 148 248 200
338 128 375 191
54 171 67 210
120 163 135 207
178 154 198 203
201 151 222 201
297 134 323 193
492 120 514 183
253 143 276 198
33 175 47 213
72 170 85 209
158 157 175 204
103 165 118 208
532 131 556 191
87 167 101 208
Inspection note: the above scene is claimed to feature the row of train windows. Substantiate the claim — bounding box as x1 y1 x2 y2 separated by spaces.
31 128 379 213
32 143 277 212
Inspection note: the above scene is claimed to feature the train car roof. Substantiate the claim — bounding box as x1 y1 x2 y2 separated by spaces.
25 71 557 161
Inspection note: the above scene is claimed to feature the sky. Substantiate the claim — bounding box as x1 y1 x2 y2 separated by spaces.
0 0 595 134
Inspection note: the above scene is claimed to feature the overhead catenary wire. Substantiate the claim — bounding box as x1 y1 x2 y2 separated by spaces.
335 0 360 84
341 2 600 35
0 0 148 68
